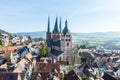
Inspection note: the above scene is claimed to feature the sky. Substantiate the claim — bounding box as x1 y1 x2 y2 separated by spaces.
0 0 120 33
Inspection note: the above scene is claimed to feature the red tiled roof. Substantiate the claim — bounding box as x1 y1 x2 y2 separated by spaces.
0 73 18 80
7 46 23 51
26 53 33 61
34 62 60 73
13 68 21 73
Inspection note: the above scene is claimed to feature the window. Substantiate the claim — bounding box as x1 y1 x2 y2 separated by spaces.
66 35 70 37
69 39 71 41
67 43 69 46
66 39 67 41
59 57 61 61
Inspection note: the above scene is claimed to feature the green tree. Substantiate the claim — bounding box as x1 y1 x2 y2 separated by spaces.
0 40 2 46
80 45 86 49
2 58 8 64
39 43 47 57
0 33 2 36
28 36 31 40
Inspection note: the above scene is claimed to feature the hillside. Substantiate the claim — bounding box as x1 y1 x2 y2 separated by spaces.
0 29 12 36
13 31 120 47
13 31 46 39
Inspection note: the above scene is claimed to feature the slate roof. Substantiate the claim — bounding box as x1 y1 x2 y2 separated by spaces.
52 40 61 47
64 70 81 80
0 73 18 80
51 49 63 56
102 72 117 80
17 47 30 54
8 66 16 72
36 57 40 62
0 68 8 72
63 20 69 36
46 39 52 47
47 16 50 33
53 17 59 33
46 39 61 47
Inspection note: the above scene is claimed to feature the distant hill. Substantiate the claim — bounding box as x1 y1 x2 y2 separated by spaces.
13 31 120 46
0 29 12 36
13 31 46 39
13 31 120 40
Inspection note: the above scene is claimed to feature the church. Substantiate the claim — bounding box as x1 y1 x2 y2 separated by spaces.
46 17 72 61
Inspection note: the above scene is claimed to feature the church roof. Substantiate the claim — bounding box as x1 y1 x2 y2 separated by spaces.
63 20 69 36
53 17 59 33
47 16 50 33
59 18 62 32
46 39 52 47
51 49 63 56
46 39 61 47
52 40 61 47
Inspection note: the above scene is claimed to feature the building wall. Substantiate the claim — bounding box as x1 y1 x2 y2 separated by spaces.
64 32 72 51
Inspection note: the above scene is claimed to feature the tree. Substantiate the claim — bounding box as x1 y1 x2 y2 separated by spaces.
8 42 16 46
80 45 86 49
28 36 31 40
39 43 48 57
0 33 2 36
0 40 2 46
2 58 8 64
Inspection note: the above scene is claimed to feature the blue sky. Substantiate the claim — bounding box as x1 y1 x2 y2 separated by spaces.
0 0 120 33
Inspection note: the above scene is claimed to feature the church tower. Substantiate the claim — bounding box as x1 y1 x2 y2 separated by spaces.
62 20 72 51
46 16 51 40
52 17 61 41
59 17 62 33
46 17 72 61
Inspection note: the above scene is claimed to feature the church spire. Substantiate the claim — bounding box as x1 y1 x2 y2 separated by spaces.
65 20 68 29
53 17 59 33
59 17 62 32
47 16 50 33
63 19 69 36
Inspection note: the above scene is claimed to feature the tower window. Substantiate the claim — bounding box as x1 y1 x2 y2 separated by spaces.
69 39 71 41
67 43 69 46
66 35 70 37
66 39 67 41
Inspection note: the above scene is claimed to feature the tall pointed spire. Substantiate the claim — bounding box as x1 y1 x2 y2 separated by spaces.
47 16 50 33
63 19 69 36
65 20 68 29
53 17 59 33
59 17 62 32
